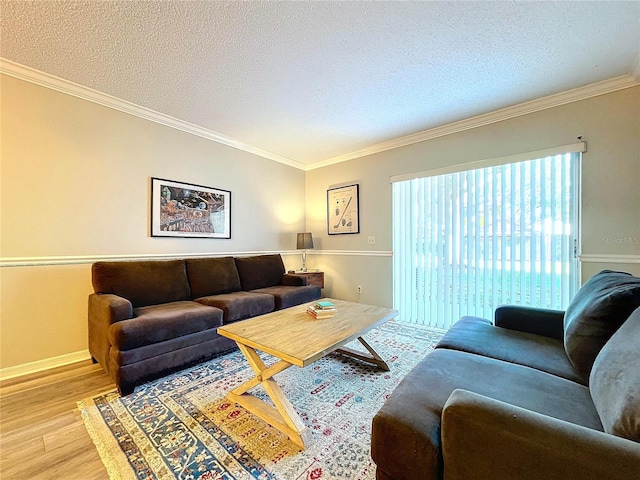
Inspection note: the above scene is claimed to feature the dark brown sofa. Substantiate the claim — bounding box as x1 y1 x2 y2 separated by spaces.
371 270 640 480
88 254 321 395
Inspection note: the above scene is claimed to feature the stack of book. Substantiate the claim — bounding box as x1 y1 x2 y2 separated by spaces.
307 300 336 319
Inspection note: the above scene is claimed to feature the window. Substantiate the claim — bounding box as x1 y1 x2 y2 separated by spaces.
392 147 582 329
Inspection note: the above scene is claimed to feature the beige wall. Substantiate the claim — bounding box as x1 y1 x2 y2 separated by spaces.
305 86 640 305
0 74 306 369
2 74 639 373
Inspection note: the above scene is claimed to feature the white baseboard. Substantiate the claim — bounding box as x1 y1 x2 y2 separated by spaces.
0 350 91 382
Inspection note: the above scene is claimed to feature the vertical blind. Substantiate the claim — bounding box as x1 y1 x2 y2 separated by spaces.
392 150 581 329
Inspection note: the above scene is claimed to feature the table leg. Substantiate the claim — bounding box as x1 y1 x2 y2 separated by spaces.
227 342 312 449
336 336 390 371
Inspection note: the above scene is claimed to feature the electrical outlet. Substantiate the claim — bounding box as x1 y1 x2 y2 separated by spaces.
357 285 363 294
368 236 376 245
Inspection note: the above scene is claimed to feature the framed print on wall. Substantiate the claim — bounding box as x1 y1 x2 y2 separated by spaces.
327 183 360 235
151 177 231 238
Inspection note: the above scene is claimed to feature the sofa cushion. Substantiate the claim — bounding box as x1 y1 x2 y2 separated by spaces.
371 349 602 480
251 285 321 310
185 257 241 298
195 291 274 323
113 335 236 395
92 260 191 308
235 254 285 291
590 306 640 442
564 270 640 381
108 301 223 350
436 316 584 384
110 328 224 366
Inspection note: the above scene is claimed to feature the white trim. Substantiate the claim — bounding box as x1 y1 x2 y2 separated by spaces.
0 250 391 267
311 250 393 257
0 250 300 267
390 142 587 183
0 350 91 382
579 254 640 264
0 59 306 171
310 75 636 170
1 58 636 172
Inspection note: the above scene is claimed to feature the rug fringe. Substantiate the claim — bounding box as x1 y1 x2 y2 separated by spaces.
77 395 137 480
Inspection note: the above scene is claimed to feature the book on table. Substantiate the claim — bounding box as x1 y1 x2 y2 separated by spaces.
314 301 336 310
306 300 337 319
307 305 335 319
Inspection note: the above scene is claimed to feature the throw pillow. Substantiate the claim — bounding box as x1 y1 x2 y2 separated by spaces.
563 270 640 381
589 306 640 441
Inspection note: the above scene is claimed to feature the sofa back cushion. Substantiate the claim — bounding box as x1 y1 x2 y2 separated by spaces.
234 254 285 291
589 306 640 442
92 260 191 308
185 257 241 298
564 270 640 381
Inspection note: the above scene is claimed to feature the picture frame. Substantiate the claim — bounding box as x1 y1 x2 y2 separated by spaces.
151 177 231 238
327 183 360 235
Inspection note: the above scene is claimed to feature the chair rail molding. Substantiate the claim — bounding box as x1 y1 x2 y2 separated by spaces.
310 250 393 257
579 254 640 264
0 250 302 267
0 249 393 267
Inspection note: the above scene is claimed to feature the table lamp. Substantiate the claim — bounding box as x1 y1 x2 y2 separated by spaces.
296 232 314 272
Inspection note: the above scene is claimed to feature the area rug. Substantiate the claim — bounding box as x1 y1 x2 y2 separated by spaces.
78 320 445 480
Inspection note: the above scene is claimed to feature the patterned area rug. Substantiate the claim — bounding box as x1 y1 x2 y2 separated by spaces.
78 320 444 480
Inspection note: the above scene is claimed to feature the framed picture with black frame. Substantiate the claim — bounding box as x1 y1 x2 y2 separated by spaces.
327 183 360 235
151 177 231 238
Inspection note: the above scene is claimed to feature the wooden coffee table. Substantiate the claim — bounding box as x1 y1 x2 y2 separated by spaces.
217 298 398 448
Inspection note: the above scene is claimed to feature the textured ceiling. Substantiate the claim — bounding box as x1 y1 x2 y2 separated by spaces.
1 1 639 167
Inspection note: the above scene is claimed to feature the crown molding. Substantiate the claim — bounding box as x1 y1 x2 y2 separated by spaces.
0 58 307 171
2 58 637 172
308 74 639 170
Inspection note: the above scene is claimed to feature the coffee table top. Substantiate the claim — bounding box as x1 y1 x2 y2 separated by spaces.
217 298 398 367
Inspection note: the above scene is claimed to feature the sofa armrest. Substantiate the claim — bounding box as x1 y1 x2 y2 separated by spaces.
89 293 133 324
441 389 640 480
281 274 308 286
88 293 133 369
494 305 565 339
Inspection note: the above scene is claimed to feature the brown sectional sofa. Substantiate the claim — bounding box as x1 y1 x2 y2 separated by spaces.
88 254 321 395
371 270 640 480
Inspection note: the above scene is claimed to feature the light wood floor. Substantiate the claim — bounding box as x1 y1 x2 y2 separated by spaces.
0 360 116 479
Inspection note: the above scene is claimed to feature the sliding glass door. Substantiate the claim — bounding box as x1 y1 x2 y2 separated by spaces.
393 150 581 328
